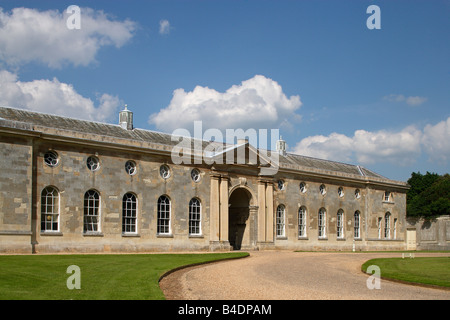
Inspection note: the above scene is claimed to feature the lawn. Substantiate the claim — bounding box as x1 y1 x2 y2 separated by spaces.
0 252 248 300
362 257 450 288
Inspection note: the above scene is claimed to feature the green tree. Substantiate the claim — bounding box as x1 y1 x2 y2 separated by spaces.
407 172 450 217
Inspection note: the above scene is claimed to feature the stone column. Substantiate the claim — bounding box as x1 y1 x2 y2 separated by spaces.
265 181 274 242
257 179 266 242
219 174 229 243
249 205 259 248
209 173 220 243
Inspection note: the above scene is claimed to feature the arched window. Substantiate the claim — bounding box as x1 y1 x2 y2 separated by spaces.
122 193 137 234
354 211 361 239
384 212 391 239
318 208 326 238
84 190 100 233
276 204 286 238
337 209 344 239
41 186 59 232
189 198 201 235
157 195 171 235
298 206 307 237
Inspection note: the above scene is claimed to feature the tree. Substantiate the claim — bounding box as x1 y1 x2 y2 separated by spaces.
407 172 450 218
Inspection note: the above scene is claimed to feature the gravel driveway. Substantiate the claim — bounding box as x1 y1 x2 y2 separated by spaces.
160 251 449 300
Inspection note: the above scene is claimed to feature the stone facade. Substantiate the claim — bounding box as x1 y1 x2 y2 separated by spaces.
0 107 410 253
406 215 450 250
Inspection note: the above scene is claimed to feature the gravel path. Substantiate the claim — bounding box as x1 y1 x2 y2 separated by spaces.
160 251 450 300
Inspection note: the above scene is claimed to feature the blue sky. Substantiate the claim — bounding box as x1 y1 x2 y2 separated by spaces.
0 0 449 182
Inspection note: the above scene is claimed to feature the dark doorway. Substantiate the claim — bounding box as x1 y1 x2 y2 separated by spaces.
228 188 251 250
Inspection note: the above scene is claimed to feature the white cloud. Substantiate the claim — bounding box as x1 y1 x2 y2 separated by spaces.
421 117 450 163
0 7 136 68
293 133 354 163
383 94 427 106
0 70 120 122
405 96 427 106
149 75 302 132
159 19 171 35
293 125 423 166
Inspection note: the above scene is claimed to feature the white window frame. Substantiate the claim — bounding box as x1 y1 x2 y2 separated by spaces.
122 193 137 234
189 198 202 236
384 212 391 239
84 189 101 233
354 211 361 239
86 156 100 172
318 208 326 238
298 206 307 238
125 160 137 175
191 169 201 182
377 217 382 239
277 180 285 191
337 209 344 239
393 218 397 239
160 165 171 180
41 186 60 232
319 184 326 196
276 204 286 238
157 195 171 235
44 151 59 167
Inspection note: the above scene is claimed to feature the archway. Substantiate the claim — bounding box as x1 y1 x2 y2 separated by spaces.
228 188 251 250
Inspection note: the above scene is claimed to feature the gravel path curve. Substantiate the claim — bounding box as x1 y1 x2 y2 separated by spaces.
160 251 450 300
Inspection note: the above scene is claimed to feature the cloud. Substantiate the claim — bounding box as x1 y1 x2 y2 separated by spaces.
159 19 171 35
0 7 136 68
294 116 450 166
421 117 450 163
383 94 427 106
405 96 427 106
0 70 121 122
149 75 302 133
293 125 424 166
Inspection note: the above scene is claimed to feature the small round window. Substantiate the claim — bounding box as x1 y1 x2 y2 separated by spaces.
191 168 200 182
125 160 137 175
44 151 59 167
299 182 307 193
319 184 326 195
160 165 170 179
277 180 285 191
338 187 344 198
86 156 100 172
355 189 361 199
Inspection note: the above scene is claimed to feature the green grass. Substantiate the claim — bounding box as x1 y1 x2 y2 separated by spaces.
0 252 248 300
362 257 450 288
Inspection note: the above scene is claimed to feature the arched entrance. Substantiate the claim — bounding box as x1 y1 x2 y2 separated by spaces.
228 188 252 250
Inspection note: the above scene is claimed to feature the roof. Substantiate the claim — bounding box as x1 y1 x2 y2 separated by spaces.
0 106 406 186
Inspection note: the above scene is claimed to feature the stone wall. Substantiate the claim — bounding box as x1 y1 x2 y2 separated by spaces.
0 134 33 253
406 215 450 250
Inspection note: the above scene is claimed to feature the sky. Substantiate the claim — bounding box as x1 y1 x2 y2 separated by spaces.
0 0 449 182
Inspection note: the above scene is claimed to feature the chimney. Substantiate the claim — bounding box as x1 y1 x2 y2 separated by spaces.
276 135 287 156
119 105 133 130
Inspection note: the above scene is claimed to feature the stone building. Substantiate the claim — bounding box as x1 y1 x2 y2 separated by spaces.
0 106 409 253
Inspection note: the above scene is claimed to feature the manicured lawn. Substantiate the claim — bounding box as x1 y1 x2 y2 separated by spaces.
362 257 450 288
0 252 248 300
